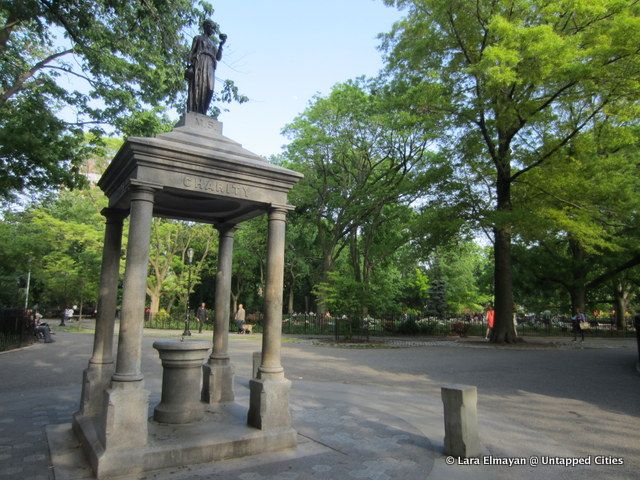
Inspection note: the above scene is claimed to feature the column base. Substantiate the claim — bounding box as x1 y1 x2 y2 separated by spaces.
202 361 235 404
247 377 292 430
77 362 114 417
100 380 149 450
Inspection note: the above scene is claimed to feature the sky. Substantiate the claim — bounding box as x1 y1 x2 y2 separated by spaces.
202 0 403 158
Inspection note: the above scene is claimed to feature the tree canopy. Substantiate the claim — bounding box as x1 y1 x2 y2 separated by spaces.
0 0 246 200
380 0 640 341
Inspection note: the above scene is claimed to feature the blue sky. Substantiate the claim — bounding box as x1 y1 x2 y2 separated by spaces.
206 0 403 157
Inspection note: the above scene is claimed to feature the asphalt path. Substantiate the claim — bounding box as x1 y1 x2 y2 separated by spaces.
0 330 638 479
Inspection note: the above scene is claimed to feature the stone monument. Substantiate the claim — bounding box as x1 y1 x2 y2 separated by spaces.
60 20 303 479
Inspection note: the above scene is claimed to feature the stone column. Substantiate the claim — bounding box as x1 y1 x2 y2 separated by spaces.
76 208 126 418
248 207 292 430
202 225 235 404
99 184 155 450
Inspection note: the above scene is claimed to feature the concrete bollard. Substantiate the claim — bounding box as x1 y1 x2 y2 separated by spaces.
441 384 481 458
252 351 262 379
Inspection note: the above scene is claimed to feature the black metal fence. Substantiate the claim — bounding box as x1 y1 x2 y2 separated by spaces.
0 309 35 351
141 309 637 340
280 313 637 341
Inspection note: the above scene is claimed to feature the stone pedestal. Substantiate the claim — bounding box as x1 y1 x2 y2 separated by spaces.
441 384 481 458
252 351 262 379
78 363 114 417
154 340 211 424
248 378 292 430
100 381 150 451
202 360 235 405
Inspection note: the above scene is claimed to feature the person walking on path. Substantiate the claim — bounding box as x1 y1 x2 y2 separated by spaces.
572 308 587 342
234 304 246 333
59 307 73 326
196 302 208 334
485 305 495 340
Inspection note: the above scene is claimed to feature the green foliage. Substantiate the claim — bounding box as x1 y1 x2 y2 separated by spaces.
0 0 246 199
451 321 470 337
0 187 105 309
146 219 216 314
381 0 640 340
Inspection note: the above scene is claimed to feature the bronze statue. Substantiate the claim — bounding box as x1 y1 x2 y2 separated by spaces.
185 19 227 115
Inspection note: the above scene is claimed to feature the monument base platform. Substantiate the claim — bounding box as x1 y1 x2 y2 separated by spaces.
50 403 297 479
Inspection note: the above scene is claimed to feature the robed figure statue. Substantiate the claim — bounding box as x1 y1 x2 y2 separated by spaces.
185 19 227 115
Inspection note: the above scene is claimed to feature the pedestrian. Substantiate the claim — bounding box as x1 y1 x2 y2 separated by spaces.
485 304 495 340
234 303 246 333
572 308 587 342
196 302 208 334
60 306 73 326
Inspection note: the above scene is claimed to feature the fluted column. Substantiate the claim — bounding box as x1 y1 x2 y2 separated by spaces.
202 224 236 404
75 208 126 417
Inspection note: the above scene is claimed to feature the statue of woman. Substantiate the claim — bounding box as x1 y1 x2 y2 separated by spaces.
185 19 227 115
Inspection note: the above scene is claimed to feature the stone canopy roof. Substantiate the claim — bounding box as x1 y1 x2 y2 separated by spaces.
98 112 303 225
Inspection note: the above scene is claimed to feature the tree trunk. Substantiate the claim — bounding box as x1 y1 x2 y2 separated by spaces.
230 291 238 318
569 286 586 315
350 228 362 283
613 282 628 330
149 292 161 315
568 238 588 315
491 168 516 343
316 249 333 316
288 285 294 315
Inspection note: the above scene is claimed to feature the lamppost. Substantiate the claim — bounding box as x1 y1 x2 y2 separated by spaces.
182 247 194 336
24 259 32 310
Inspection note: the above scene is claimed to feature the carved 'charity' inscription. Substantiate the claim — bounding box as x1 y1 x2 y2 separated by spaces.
183 175 249 198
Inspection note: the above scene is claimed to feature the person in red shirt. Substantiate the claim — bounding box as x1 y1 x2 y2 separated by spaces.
485 305 495 340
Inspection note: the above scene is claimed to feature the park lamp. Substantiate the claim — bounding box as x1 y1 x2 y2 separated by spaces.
182 247 195 337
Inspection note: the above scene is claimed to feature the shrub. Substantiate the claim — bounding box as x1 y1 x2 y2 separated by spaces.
451 321 470 337
398 318 419 335
416 318 440 335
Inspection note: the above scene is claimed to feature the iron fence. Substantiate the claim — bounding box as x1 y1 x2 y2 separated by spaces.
141 309 637 340
0 309 35 351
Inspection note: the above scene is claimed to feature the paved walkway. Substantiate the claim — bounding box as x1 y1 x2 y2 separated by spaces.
0 328 638 479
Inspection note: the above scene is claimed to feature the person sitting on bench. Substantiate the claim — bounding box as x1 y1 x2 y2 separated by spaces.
34 311 54 343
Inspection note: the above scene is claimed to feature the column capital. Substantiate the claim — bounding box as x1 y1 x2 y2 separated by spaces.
268 205 291 222
129 181 157 203
216 223 237 237
101 208 128 224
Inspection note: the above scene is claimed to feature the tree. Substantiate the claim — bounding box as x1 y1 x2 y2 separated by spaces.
230 217 267 315
382 0 640 341
283 79 433 314
511 110 640 322
146 219 214 315
0 187 105 309
0 0 246 199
